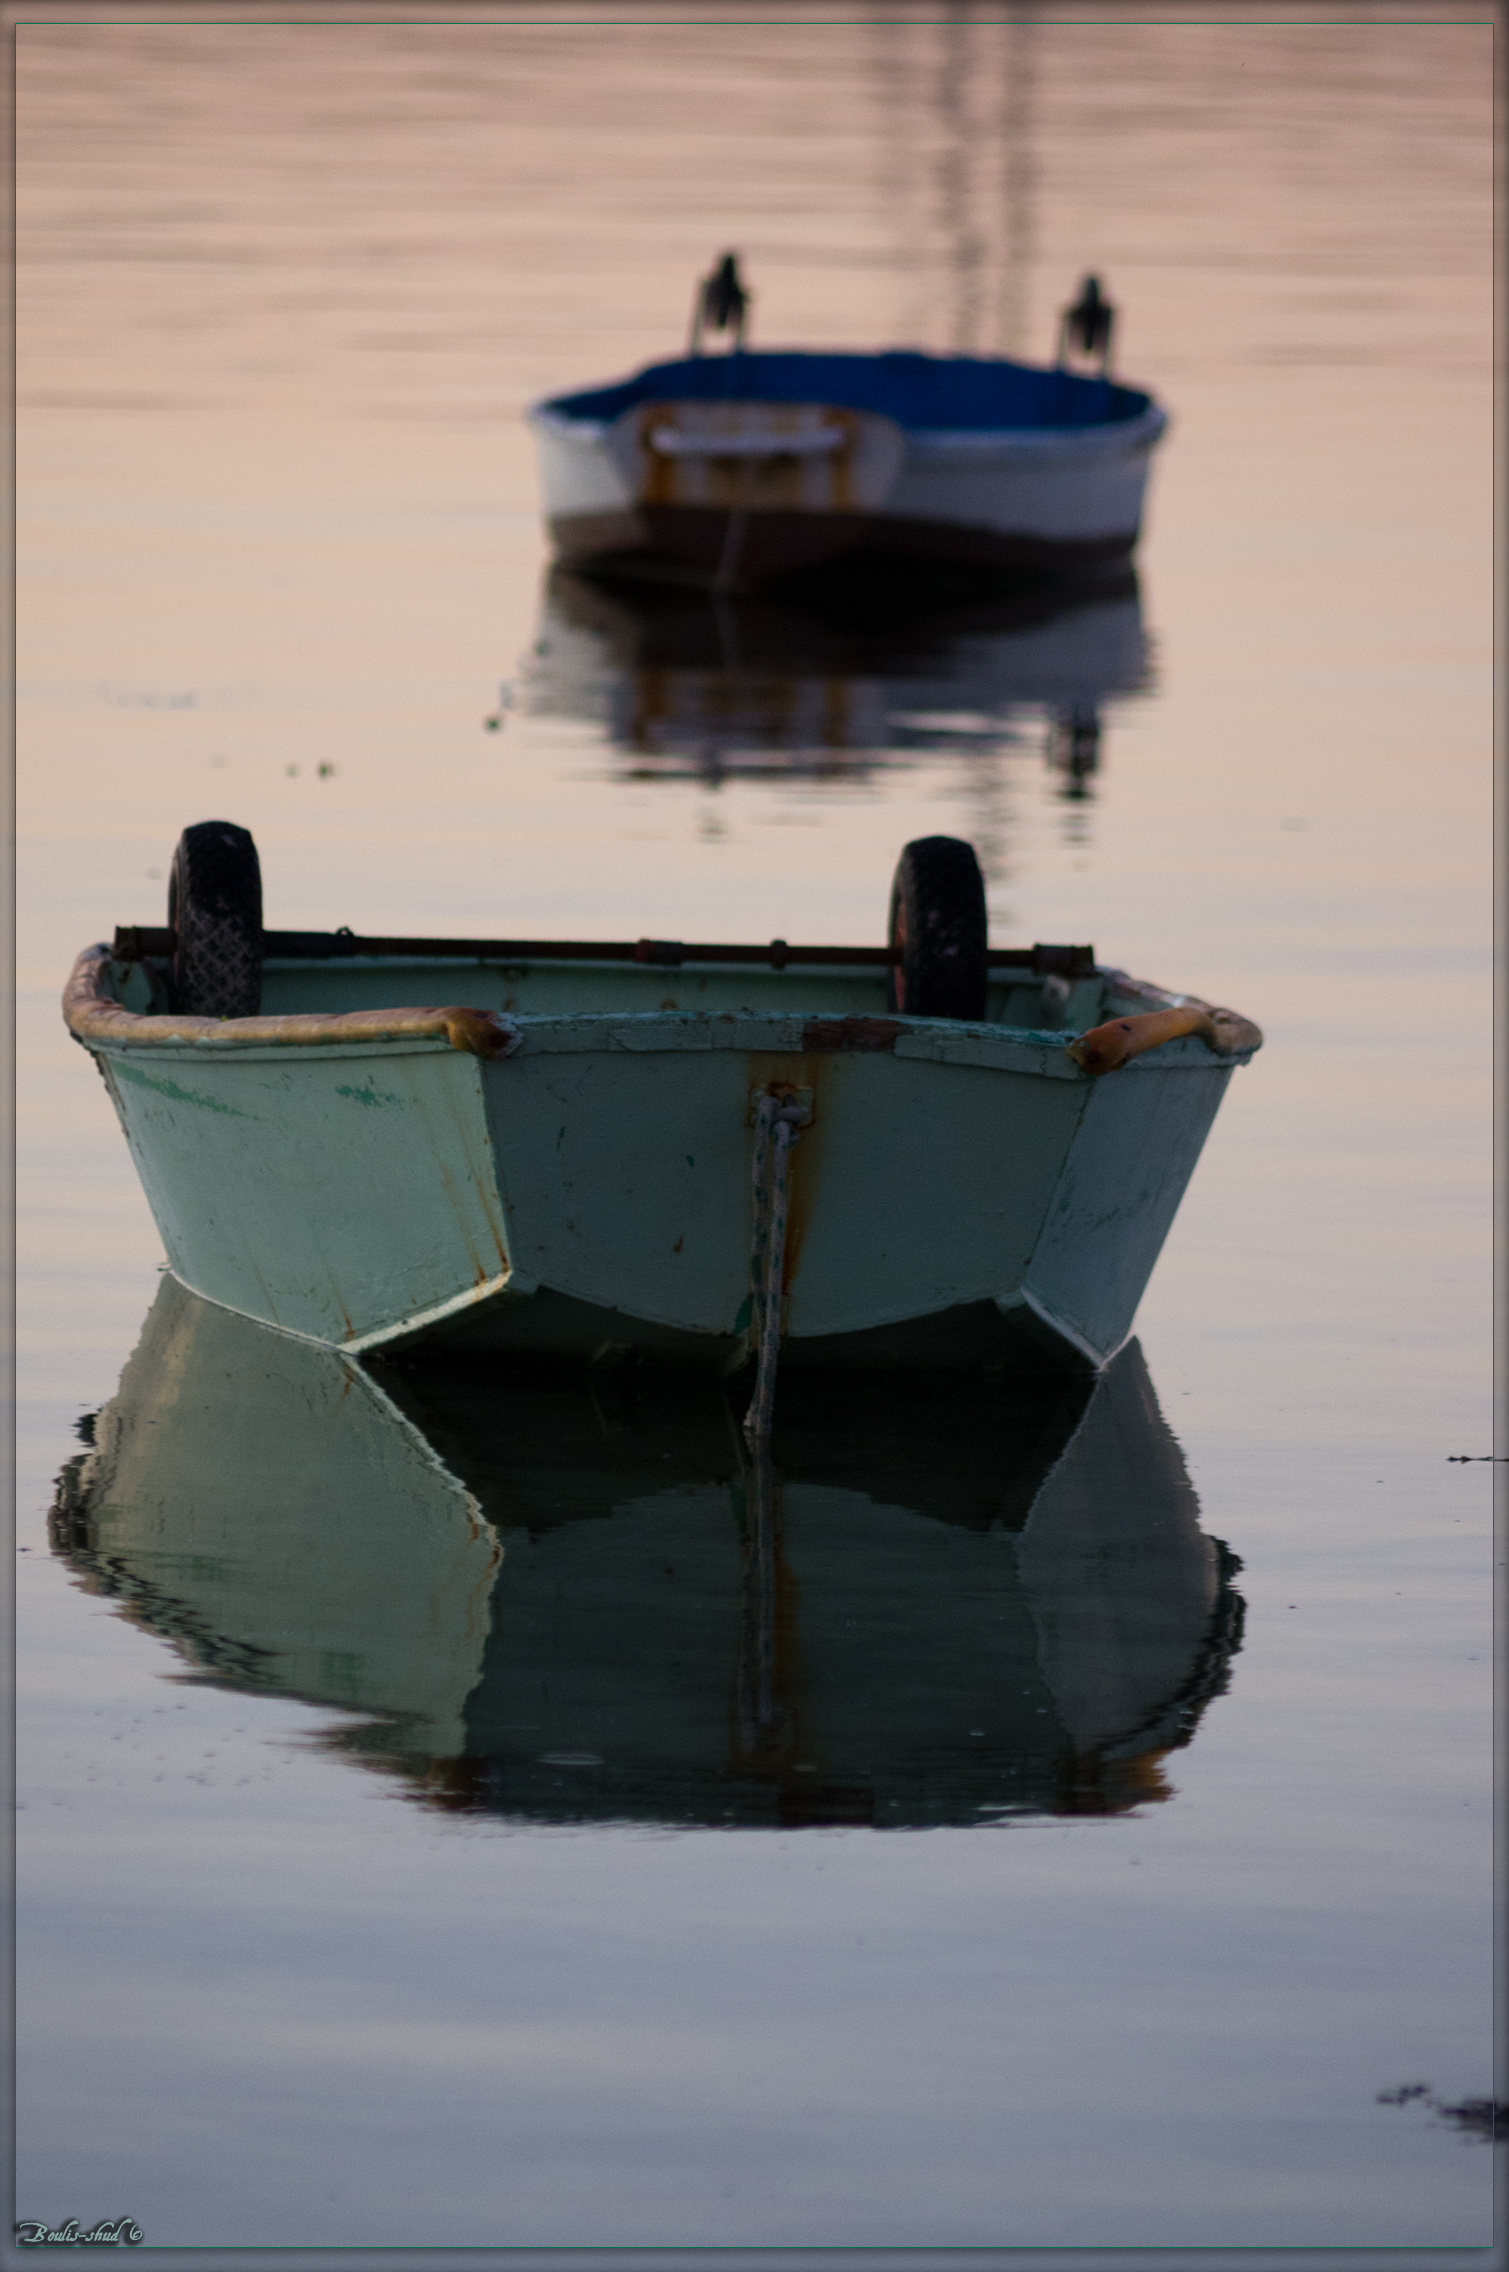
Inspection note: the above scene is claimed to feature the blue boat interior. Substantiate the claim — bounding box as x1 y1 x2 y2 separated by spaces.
543 350 1153 434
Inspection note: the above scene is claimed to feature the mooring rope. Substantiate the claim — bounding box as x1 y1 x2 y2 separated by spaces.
743 1091 804 1446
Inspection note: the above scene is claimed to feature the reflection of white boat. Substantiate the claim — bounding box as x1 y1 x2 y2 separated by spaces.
518 564 1148 779
529 261 1166 592
52 1280 1245 1828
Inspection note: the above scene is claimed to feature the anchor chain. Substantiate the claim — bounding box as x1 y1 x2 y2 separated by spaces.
742 1090 804 1446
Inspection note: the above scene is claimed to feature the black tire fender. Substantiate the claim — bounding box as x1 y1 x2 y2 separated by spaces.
168 821 263 1017
886 835 988 1021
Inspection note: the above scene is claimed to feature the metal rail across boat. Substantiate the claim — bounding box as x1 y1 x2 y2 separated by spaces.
113 926 1095 977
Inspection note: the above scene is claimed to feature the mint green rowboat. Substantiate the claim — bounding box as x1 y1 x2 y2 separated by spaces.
65 830 1261 1381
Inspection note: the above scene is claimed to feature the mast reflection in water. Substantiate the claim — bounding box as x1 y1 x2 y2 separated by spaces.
51 1279 1241 1831
514 562 1149 795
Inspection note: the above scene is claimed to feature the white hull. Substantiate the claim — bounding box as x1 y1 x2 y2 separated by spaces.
530 399 1167 581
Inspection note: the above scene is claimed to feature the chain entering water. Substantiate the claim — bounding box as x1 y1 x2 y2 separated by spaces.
743 1090 805 1446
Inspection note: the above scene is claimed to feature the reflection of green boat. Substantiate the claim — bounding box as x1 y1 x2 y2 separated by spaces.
52 1280 1244 1829
50 1279 502 1756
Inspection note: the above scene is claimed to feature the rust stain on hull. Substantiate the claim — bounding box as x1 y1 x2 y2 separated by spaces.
746 1052 835 1301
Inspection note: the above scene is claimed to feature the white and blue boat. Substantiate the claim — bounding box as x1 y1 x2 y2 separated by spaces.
529 260 1168 592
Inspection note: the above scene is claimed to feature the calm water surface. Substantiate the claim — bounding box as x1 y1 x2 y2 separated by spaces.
14 6 1497 2252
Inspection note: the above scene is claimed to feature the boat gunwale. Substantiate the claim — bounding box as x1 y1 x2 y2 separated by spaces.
64 942 1263 1071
